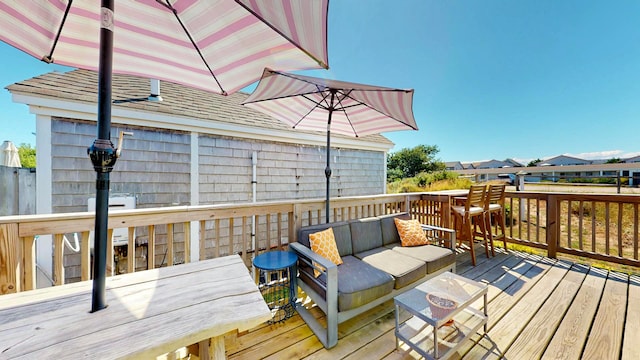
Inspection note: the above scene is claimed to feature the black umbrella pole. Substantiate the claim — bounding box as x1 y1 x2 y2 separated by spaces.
88 0 116 312
91 175 110 311
325 127 332 224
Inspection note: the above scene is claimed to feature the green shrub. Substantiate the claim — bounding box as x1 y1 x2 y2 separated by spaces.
387 171 472 193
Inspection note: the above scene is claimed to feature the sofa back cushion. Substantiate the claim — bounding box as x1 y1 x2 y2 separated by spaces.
379 213 411 245
298 221 353 256
350 217 383 254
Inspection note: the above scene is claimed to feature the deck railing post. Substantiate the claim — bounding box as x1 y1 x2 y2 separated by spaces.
292 203 302 243
546 194 558 259
23 236 36 290
0 223 21 294
405 195 411 216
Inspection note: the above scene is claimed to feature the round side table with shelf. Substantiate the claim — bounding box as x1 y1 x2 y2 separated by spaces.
252 250 298 323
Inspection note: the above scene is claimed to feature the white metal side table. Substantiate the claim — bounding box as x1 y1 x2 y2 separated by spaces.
394 271 488 359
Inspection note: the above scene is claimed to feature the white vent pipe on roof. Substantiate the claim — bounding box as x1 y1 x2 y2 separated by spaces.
148 79 163 102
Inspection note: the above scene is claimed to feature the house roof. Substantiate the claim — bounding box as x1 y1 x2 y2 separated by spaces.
541 154 590 165
6 69 393 148
504 158 523 167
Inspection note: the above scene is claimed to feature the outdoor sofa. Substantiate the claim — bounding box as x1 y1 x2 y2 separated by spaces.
289 212 456 348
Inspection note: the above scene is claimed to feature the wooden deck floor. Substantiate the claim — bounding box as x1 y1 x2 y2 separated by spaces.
223 247 640 360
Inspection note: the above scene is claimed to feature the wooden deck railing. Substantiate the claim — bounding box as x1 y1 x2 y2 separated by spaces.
0 194 416 294
2 190 639 295
504 191 640 268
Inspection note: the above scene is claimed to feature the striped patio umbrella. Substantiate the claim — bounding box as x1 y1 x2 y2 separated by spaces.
0 0 328 312
243 68 418 223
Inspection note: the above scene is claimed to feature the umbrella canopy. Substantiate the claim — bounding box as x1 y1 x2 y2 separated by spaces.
0 141 21 168
0 0 328 312
242 68 418 223
0 0 328 95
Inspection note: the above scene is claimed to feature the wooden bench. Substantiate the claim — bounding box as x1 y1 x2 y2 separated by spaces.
0 255 270 359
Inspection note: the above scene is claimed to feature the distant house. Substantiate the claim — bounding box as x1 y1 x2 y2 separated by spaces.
447 153 640 185
476 159 516 169
539 155 590 166
445 161 464 171
504 158 524 167
624 155 640 163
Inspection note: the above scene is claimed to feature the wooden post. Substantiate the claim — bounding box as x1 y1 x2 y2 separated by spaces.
53 233 64 285
292 204 302 243
127 228 135 273
148 225 156 269
107 228 114 276
23 235 35 291
183 221 191 264
199 336 225 360
546 194 558 259
288 210 295 244
404 195 411 215
0 224 21 294
199 220 206 261
81 231 91 280
167 223 174 266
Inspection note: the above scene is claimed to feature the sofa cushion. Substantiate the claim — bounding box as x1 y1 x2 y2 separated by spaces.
300 255 394 312
394 218 428 247
350 218 383 254
299 222 353 257
379 213 410 245
355 247 426 289
386 243 456 274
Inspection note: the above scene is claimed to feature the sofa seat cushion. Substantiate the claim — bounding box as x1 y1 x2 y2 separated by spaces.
355 248 426 289
301 255 394 312
386 243 456 274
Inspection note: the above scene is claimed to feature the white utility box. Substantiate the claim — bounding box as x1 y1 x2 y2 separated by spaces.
88 196 136 248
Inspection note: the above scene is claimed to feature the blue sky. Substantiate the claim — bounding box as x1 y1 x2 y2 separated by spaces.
2 1 640 164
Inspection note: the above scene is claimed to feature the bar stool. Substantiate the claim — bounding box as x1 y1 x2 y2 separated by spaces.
484 184 507 255
451 184 489 266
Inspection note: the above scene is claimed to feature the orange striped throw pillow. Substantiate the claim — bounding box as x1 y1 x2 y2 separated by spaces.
309 227 343 277
394 218 428 247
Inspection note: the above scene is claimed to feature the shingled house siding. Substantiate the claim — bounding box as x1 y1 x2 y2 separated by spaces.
51 119 191 213
53 119 385 282
199 135 385 203
53 119 192 281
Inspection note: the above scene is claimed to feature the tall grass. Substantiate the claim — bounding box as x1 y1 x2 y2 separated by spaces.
387 170 473 193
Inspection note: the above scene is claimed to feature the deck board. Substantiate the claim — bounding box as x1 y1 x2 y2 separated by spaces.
504 263 588 359
581 271 628 360
224 246 639 359
541 266 607 359
622 275 640 360
465 259 571 358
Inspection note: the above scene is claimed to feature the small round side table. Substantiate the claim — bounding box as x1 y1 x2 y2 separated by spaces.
252 250 298 323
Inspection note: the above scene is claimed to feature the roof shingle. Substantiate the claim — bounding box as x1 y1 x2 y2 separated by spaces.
7 69 392 145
